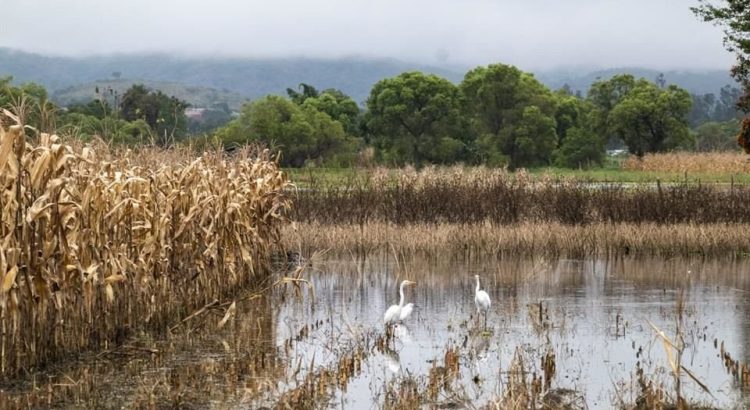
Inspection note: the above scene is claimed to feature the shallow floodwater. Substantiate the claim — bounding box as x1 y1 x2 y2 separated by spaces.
277 255 750 409
3 254 750 409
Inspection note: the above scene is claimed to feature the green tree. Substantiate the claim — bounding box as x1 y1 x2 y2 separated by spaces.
692 1 750 152
217 95 357 167
693 2 750 111
67 99 110 120
553 127 605 168
461 64 557 168
286 83 320 105
301 89 361 136
550 92 605 168
1 77 58 132
608 82 693 157
365 71 466 165
694 120 741 151
587 74 637 144
120 84 188 145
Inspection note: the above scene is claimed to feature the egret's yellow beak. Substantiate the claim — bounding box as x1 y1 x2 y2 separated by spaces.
406 280 417 285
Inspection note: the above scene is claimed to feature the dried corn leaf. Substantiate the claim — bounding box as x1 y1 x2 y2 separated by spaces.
217 301 236 329
2 266 18 293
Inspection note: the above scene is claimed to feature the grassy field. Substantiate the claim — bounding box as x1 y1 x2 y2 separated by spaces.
286 152 750 186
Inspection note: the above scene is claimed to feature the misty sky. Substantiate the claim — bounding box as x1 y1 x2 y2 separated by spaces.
1 0 735 70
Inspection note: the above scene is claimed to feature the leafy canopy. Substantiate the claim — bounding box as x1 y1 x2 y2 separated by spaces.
365 71 466 165
461 64 558 168
218 95 357 167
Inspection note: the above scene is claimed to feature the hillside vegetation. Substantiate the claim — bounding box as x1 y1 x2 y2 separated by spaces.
52 79 248 111
0 48 736 103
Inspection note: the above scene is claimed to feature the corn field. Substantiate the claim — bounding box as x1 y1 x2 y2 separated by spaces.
0 114 291 378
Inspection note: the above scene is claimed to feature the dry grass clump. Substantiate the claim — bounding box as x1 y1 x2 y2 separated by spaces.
622 152 750 174
293 165 750 225
0 115 291 378
284 221 750 258
485 347 584 410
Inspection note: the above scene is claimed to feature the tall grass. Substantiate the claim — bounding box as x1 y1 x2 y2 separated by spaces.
284 221 750 258
0 116 291 378
622 152 750 174
292 166 750 225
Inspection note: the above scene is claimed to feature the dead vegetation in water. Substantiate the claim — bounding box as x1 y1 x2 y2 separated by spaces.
0 113 292 379
284 221 750 258
292 165 750 225
716 340 750 392
273 332 374 409
1 292 285 409
382 343 469 410
615 291 721 410
484 347 584 410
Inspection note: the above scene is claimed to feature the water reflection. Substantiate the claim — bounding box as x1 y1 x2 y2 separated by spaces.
382 346 401 374
1 254 749 408
277 254 750 409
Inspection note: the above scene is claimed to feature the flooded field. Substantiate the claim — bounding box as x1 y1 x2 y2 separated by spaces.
3 254 750 409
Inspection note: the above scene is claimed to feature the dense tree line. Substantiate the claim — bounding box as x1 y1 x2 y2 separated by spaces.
3 62 743 168
218 64 702 168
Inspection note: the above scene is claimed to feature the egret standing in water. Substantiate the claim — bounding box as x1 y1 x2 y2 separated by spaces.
383 280 417 325
474 275 491 330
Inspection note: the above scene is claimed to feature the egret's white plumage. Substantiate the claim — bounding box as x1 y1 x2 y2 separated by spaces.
474 275 491 329
384 280 417 325
399 303 414 321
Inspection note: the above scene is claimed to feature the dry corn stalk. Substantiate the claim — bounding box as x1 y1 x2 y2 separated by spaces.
0 114 292 378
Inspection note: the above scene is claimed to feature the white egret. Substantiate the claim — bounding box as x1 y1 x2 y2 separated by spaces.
474 275 491 329
383 280 417 325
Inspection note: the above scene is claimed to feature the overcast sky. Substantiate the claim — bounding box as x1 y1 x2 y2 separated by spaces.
1 0 735 70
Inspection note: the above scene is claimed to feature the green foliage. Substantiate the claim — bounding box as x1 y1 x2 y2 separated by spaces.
587 74 637 141
608 82 693 156
67 99 110 119
693 120 740 151
693 1 750 112
553 127 605 168
58 112 151 144
553 94 592 143
301 89 361 136
120 84 189 145
365 71 467 165
461 64 558 168
286 83 320 104
688 86 742 127
1 76 58 133
52 79 247 112
217 95 358 167
186 103 233 134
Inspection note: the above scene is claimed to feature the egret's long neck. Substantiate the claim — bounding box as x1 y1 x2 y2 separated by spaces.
398 282 406 307
475 277 481 293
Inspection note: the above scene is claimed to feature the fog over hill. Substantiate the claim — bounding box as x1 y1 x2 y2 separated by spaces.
0 48 737 107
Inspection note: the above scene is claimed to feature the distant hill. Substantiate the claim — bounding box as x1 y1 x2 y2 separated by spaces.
51 79 249 111
0 48 463 105
536 67 735 95
0 48 738 107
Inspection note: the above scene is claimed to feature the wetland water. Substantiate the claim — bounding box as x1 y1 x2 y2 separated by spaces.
3 254 750 409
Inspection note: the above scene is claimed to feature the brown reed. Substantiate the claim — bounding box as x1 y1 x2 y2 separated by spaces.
284 221 750 258
0 114 291 378
622 152 750 174
292 166 750 225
